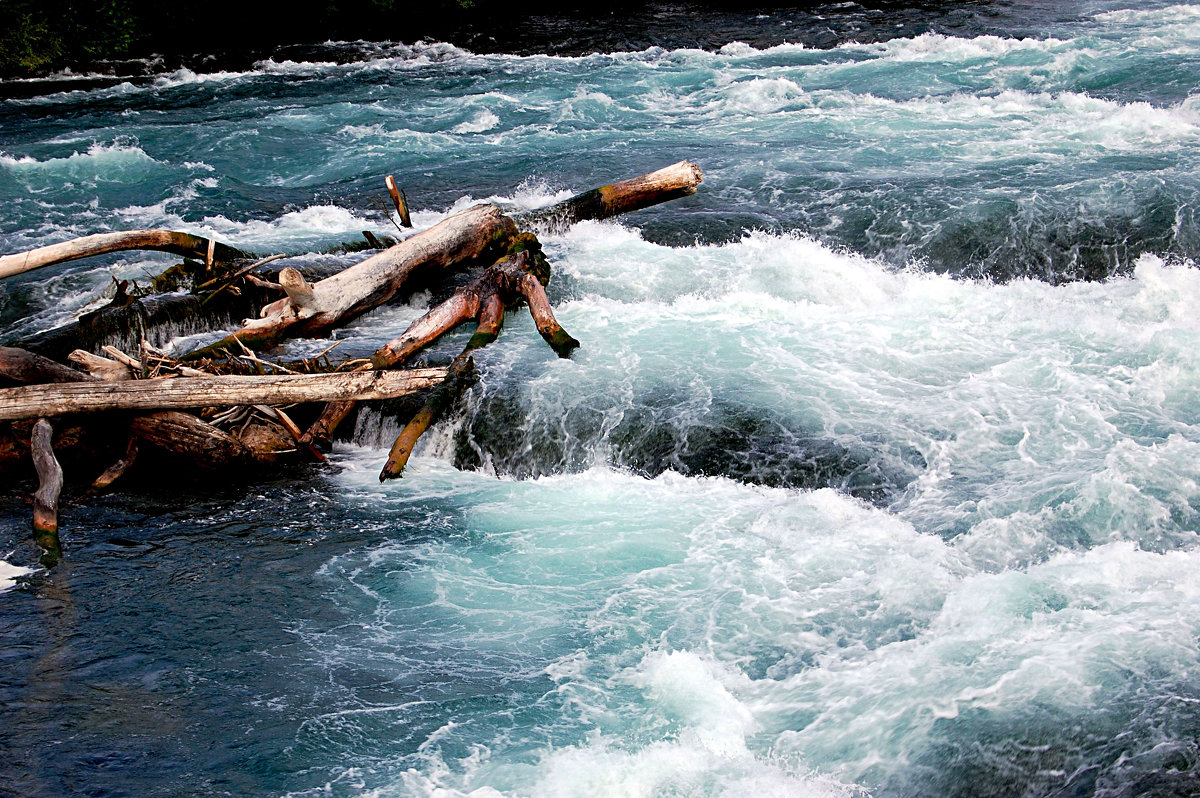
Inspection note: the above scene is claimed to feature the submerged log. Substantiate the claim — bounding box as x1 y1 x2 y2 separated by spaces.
0 230 244 280
515 160 703 233
0 368 448 421
30 419 63 566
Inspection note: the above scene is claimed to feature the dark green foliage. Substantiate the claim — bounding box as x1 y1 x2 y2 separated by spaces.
0 0 140 76
0 0 509 77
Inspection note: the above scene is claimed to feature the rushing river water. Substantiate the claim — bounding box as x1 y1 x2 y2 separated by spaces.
4 1 1200 795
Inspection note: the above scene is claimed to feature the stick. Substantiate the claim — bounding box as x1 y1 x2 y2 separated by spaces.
30 419 63 565
386 175 413 228
88 437 139 493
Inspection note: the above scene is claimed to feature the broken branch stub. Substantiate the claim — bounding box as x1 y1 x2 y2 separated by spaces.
277 267 320 315
386 175 413 228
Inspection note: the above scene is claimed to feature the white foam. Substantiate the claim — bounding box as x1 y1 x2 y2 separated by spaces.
0 140 165 183
452 110 501 134
840 32 1068 63
0 559 32 593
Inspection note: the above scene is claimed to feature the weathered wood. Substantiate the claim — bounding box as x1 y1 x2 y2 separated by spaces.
277 267 320 314
386 175 413 228
0 346 87 385
0 230 243 280
380 295 505 481
185 204 519 357
68 350 132 381
0 347 253 473
0 369 448 421
487 252 579 358
128 411 253 468
514 160 703 233
89 437 138 493
30 419 63 565
300 245 566 452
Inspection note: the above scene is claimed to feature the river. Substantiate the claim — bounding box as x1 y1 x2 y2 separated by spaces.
3 2 1200 795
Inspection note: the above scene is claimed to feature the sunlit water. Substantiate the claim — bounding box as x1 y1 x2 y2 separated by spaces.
4 2 1200 796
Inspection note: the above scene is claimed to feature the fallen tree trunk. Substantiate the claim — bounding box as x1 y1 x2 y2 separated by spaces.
514 160 703 233
185 205 520 357
0 230 244 280
187 163 702 359
127 411 256 468
0 346 87 385
1 346 289 472
302 243 578 452
0 368 448 421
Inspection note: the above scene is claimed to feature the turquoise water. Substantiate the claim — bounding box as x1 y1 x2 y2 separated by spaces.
4 2 1200 795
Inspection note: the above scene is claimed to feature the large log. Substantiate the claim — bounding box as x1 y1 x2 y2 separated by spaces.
0 369 448 421
514 160 703 233
302 245 577 451
0 230 244 280
185 205 520 357
127 411 254 468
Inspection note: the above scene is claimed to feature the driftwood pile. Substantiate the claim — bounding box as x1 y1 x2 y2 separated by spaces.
0 161 703 565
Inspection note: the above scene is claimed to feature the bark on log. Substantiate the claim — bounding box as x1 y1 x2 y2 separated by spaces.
0 346 87 385
0 230 244 280
185 204 519 357
0 369 448 421
30 419 63 565
127 411 254 468
514 160 703 233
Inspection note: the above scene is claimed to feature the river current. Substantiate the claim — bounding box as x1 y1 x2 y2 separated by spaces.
3 2 1200 796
